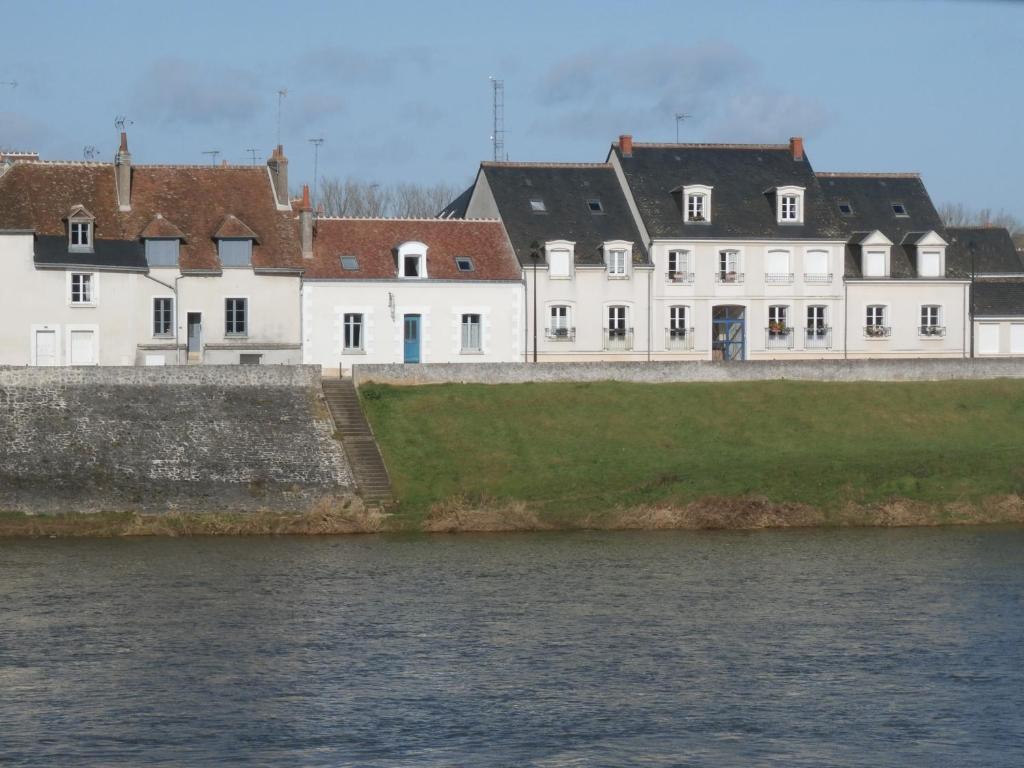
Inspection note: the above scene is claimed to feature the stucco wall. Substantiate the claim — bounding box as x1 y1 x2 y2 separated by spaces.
0 365 353 514
353 358 1024 386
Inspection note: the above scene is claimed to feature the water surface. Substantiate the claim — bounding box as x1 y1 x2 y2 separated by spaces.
1 528 1022 766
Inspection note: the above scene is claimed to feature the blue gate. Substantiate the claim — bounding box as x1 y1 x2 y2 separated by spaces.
712 305 745 361
403 314 421 363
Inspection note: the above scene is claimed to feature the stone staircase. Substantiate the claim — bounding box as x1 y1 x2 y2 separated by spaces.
322 378 394 506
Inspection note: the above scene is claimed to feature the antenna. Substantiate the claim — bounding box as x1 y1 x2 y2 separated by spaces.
489 77 505 162
114 115 133 133
308 137 324 210
201 150 221 165
0 80 16 90
83 145 98 160
245 148 260 165
675 112 691 143
276 88 288 145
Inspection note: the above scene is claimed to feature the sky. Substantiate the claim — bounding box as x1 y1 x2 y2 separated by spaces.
1 0 1022 217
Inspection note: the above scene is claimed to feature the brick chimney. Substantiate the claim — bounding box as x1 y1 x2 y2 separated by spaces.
790 136 804 162
619 134 633 158
115 131 131 211
267 144 289 205
299 184 313 259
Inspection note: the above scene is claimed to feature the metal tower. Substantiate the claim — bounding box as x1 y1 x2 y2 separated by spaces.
490 77 505 162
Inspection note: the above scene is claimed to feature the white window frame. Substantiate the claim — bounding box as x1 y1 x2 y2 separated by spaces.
152 296 174 337
765 249 792 283
68 272 97 306
68 218 93 252
682 185 713 223
667 249 693 282
343 312 364 353
669 305 689 332
717 249 742 282
768 304 790 333
604 240 632 279
550 304 570 330
918 249 943 278
807 305 827 331
865 304 888 338
544 240 574 280
863 249 889 278
804 249 831 283
460 313 482 353
919 305 943 337
776 186 805 224
218 238 253 267
225 297 248 337
146 239 180 268
397 241 429 279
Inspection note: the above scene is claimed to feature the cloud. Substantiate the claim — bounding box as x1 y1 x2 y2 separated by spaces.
297 45 440 87
132 57 265 127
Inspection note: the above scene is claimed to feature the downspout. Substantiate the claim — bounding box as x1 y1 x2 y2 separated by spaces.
843 279 848 360
522 268 528 363
647 266 652 362
143 271 183 365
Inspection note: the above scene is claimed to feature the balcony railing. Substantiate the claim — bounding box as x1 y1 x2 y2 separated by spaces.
666 327 695 351
864 325 892 338
666 271 695 284
919 325 946 338
805 326 832 349
765 327 795 349
545 326 576 341
765 272 794 284
715 271 744 284
603 327 634 351
803 272 833 284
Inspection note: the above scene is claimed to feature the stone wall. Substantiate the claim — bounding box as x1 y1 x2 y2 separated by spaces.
0 366 353 514
353 358 1024 386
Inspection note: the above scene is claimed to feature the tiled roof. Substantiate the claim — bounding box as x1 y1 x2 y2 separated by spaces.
304 218 521 280
612 142 845 241
947 227 1024 275
479 163 649 267
0 158 301 271
139 213 187 240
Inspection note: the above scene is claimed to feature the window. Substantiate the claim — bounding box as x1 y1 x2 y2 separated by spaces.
455 257 474 272
70 273 93 304
804 249 830 282
146 239 179 267
807 305 829 347
461 313 481 352
838 201 854 216
608 306 627 331
530 199 546 213
920 305 943 336
918 250 941 277
606 305 631 350
343 313 364 351
402 254 422 278
340 256 359 271
225 298 247 336
866 305 888 337
69 220 92 250
549 305 571 338
765 249 792 283
768 305 790 334
668 249 691 282
219 239 252 267
153 297 174 336
892 203 908 217
687 194 706 222
548 248 571 278
780 195 799 222
587 199 603 213
863 250 887 277
607 249 627 277
718 249 741 282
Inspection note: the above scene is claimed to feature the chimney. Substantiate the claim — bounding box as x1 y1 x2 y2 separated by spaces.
267 144 289 206
790 136 804 162
115 131 131 210
299 184 313 259
619 134 633 158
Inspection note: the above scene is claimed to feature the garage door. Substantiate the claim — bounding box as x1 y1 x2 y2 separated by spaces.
978 324 1000 355
34 330 57 366
69 330 96 365
1011 324 1024 355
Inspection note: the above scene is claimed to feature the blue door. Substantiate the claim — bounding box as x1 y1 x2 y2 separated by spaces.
403 314 421 363
712 305 745 361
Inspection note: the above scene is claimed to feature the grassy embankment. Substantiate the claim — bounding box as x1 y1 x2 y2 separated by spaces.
359 379 1024 530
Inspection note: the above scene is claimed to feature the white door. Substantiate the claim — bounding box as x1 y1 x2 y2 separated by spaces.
978 324 1000 355
34 330 57 366
70 330 96 365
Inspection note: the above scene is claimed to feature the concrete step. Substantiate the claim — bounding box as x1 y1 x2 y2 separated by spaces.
322 379 393 507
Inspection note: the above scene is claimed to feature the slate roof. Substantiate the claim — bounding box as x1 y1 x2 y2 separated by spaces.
611 142 845 241
438 185 473 218
0 156 302 272
303 218 521 280
479 162 648 267
946 227 1024 275
817 173 951 279
973 281 1024 317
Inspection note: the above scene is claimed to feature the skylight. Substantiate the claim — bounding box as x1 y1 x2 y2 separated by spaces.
455 256 474 272
892 203 909 217
587 199 604 213
340 256 359 270
838 202 854 215
530 199 547 213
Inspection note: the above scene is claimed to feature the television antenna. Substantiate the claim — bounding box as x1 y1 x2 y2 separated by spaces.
308 137 324 209
675 113 691 143
201 150 221 165
83 145 99 160
489 76 505 161
245 148 260 165
0 80 16 90
276 88 288 145
114 115 133 133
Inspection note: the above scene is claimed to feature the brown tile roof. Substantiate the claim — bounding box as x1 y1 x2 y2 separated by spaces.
139 213 187 240
213 214 260 241
305 218 521 280
0 159 301 271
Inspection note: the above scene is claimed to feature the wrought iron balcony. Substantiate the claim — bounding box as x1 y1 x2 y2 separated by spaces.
803 272 834 284
665 327 695 350
805 326 832 349
545 326 576 341
666 271 695 284
765 327 795 349
603 327 634 351
765 272 794 284
715 271 744 284
864 325 892 338
919 325 946 337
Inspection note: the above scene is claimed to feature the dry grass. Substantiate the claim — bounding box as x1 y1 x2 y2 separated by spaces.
422 496 553 533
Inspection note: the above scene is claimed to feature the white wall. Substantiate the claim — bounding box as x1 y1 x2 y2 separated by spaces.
302 280 524 375
846 281 970 358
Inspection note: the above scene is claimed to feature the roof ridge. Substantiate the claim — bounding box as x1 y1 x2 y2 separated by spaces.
817 171 921 178
6 160 264 171
7 159 109 167
315 216 502 223
482 161 610 169
627 142 790 150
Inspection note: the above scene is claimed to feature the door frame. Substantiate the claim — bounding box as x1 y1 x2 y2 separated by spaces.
403 313 422 364
64 324 99 366
186 312 203 358
712 305 746 362
30 324 60 366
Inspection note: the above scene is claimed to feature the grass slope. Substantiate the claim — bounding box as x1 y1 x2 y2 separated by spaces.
361 380 1024 521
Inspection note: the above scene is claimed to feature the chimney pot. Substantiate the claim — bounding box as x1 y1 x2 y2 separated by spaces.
299 184 314 259
115 131 132 210
267 144 289 206
619 134 633 158
790 136 804 161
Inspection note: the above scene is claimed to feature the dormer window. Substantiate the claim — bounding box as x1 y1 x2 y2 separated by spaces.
146 239 180 267
397 241 428 279
603 241 632 279
545 240 575 279
682 185 712 223
218 239 252 267
776 186 805 224
67 205 95 252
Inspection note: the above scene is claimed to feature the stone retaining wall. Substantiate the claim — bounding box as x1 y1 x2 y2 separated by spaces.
0 366 353 514
353 358 1024 386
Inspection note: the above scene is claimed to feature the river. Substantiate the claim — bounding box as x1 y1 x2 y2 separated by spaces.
1 528 1022 766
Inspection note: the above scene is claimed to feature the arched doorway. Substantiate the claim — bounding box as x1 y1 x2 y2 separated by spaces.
712 305 745 361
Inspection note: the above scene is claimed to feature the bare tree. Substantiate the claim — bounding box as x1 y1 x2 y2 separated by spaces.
938 202 1022 237
315 177 463 218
